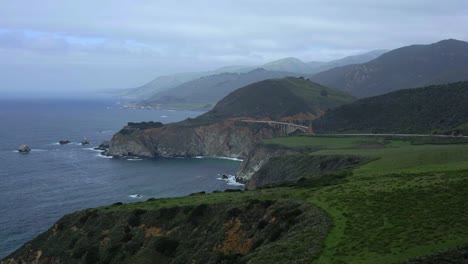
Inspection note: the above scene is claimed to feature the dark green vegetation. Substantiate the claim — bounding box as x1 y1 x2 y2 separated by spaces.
311 39 468 97
404 247 468 263
6 135 468 263
313 81 468 134
260 136 468 263
201 77 355 121
136 69 297 109
3 193 330 264
127 121 164 130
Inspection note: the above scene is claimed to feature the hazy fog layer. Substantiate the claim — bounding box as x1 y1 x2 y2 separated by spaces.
0 0 467 97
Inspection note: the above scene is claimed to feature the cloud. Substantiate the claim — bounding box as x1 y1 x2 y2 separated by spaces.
0 0 467 95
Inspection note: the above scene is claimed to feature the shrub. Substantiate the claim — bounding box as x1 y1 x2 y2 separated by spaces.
153 236 179 257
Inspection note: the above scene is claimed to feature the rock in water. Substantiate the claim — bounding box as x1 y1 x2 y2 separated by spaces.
59 140 71 145
94 140 110 151
18 144 31 153
81 137 90 145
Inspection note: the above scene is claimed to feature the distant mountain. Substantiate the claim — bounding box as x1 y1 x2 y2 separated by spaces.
119 72 207 98
313 81 468 134
119 66 254 99
201 77 355 121
310 50 387 73
118 50 389 100
307 61 327 69
311 39 468 97
260 57 315 74
134 69 301 110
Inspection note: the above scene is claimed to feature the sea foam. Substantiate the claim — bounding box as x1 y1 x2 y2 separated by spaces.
217 175 245 186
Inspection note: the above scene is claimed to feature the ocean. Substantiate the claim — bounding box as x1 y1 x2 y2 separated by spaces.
0 98 242 259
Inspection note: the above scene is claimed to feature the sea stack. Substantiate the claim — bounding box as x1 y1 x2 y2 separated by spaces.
59 140 71 145
94 140 110 151
17 144 31 153
81 137 90 145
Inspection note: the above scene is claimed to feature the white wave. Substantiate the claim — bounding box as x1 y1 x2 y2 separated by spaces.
213 156 244 162
127 158 143 161
50 142 60 145
194 156 205 159
129 194 143 199
96 154 113 159
217 175 245 186
84 147 103 152
100 130 114 133
160 115 168 118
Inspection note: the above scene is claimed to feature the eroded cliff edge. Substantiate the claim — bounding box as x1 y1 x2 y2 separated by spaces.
1 197 331 264
108 120 284 159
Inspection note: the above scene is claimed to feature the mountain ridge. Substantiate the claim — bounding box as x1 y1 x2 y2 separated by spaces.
119 50 387 100
311 39 468 97
313 81 468 134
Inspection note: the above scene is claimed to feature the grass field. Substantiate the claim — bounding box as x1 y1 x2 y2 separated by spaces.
263 136 468 263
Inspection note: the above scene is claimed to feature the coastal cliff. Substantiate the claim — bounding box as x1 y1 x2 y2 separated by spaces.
108 77 355 183
1 197 330 264
235 144 302 184
108 121 284 159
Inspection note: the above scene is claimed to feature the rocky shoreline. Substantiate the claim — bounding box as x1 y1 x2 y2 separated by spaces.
106 120 294 185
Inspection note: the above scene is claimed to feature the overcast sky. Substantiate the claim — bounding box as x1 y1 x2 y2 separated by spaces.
0 0 467 97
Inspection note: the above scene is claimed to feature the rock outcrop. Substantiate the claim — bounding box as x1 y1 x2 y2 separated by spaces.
17 144 31 153
59 140 70 145
245 154 367 189
108 121 283 159
94 141 110 151
81 138 90 145
236 144 301 184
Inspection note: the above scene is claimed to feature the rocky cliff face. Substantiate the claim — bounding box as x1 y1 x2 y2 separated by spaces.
108 121 315 185
236 144 301 184
108 121 285 159
245 154 367 189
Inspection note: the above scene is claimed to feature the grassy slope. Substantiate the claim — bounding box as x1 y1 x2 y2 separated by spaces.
264 136 468 263
6 136 468 263
4 189 331 264
202 77 355 121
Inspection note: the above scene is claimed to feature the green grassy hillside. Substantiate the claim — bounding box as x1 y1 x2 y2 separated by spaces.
313 81 468 134
202 77 355 121
3 191 330 264
5 135 468 263
261 135 468 263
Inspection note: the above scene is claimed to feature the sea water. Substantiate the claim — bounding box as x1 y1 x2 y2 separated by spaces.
0 98 241 258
